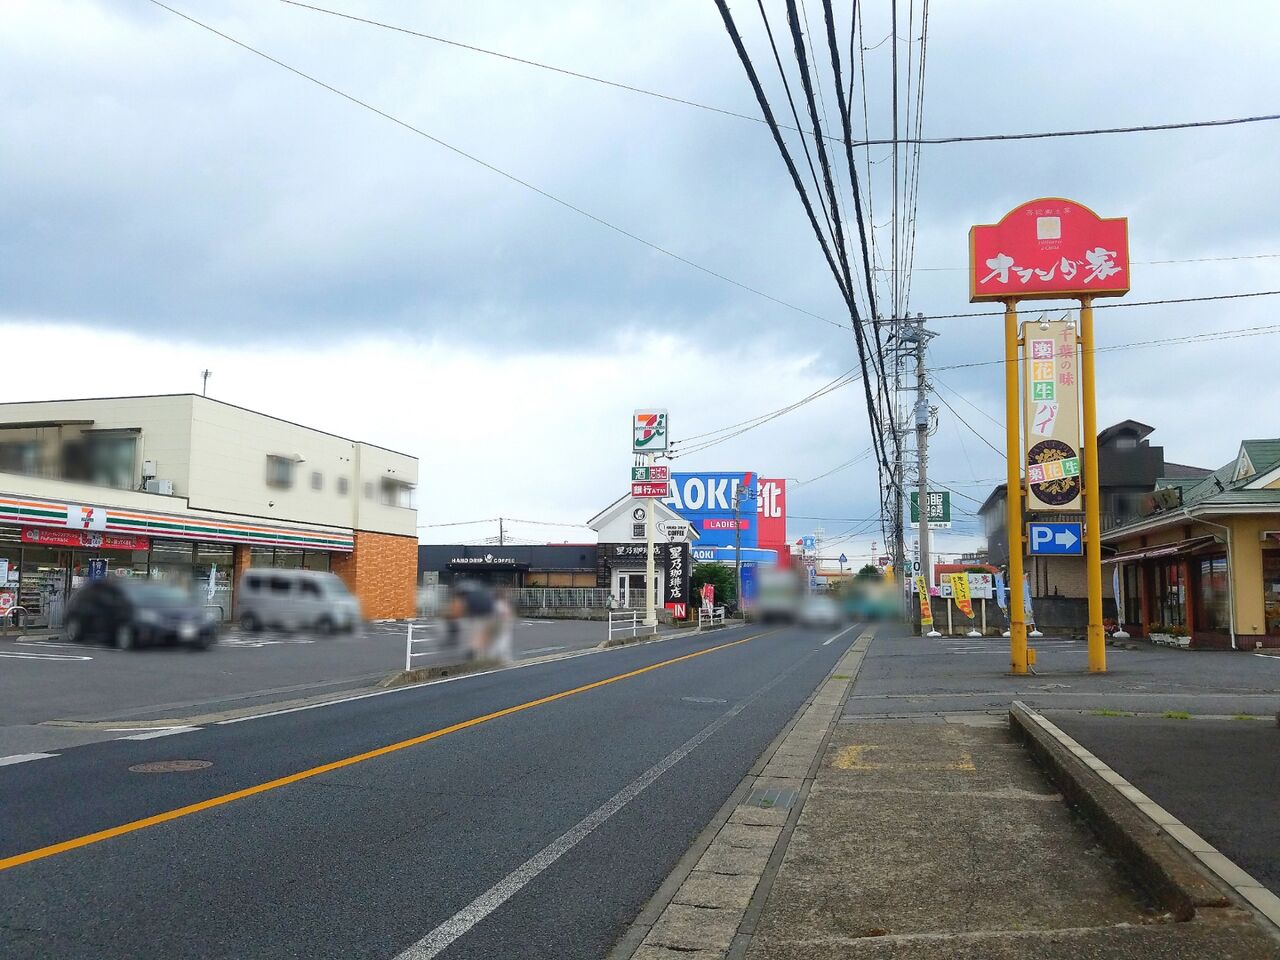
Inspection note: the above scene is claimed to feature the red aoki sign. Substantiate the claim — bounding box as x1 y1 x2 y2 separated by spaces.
970 198 1130 302
21 527 151 551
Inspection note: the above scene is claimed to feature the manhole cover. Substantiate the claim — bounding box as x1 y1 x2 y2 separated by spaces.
129 760 212 773
682 696 727 704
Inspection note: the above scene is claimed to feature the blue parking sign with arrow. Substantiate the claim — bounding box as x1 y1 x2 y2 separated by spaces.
1027 521 1083 556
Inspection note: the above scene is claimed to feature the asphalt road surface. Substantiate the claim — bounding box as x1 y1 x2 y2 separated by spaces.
0 618 618 755
0 621 860 960
1051 712 1280 897
846 627 1280 717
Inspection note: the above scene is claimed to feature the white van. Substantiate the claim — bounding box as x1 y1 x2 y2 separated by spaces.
237 569 361 633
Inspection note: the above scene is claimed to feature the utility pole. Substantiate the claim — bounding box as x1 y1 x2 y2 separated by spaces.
201 369 211 396
498 517 505 547
901 314 937 635
732 483 743 609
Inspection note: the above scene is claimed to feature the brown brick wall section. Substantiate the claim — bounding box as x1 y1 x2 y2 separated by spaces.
331 530 417 620
232 545 253 616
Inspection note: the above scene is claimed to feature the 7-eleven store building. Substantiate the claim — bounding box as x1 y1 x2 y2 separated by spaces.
0 394 419 627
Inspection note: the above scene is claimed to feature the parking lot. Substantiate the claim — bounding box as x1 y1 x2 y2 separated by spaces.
0 617 627 756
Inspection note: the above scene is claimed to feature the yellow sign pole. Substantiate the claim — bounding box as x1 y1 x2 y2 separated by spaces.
1004 298 1028 674
1078 297 1107 672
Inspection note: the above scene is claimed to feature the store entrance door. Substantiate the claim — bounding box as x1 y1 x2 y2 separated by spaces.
615 571 661 609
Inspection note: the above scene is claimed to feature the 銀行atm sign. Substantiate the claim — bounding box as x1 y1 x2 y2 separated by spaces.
970 198 1130 302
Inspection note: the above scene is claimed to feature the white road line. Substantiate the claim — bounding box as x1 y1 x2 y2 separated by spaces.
823 623 859 646
522 645 565 655
117 726 201 741
0 752 60 766
0 650 94 662
394 656 805 960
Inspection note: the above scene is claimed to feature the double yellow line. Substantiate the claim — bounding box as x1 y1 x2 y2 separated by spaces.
0 634 757 873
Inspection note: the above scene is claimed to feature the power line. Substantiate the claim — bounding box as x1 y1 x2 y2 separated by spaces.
150 0 845 332
276 0 860 145
910 288 1280 322
931 386 1005 459
934 321 1280 373
850 112 1280 146
878 251 1280 272
931 375 1002 428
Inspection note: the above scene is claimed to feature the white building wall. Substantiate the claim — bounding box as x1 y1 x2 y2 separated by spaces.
0 395 417 537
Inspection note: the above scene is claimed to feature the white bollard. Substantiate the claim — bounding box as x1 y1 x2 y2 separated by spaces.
405 622 413 672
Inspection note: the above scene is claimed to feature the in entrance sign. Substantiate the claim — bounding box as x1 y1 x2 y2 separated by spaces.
909 491 951 529
970 198 1130 302
1027 521 1084 556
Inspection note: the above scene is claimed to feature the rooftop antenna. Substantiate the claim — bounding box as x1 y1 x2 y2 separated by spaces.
201 369 212 396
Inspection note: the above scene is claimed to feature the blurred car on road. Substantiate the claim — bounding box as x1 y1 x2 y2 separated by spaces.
798 594 842 629
237 569 360 633
64 579 219 650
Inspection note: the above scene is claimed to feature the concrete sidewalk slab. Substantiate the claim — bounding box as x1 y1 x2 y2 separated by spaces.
744 716 1278 958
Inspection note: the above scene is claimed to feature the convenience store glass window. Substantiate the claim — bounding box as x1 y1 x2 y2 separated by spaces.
250 547 276 568
151 540 195 564
195 543 234 568
302 551 330 572
274 548 305 569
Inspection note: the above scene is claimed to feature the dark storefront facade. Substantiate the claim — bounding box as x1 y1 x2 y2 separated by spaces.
419 545 597 588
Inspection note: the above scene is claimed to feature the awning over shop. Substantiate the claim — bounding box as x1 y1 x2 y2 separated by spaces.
1103 535 1218 564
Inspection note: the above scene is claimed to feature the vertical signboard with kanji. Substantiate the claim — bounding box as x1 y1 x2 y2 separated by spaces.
1023 319 1082 512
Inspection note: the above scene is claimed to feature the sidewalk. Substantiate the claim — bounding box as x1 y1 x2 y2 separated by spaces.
745 712 1276 957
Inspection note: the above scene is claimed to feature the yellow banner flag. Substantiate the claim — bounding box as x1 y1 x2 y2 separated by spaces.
916 575 933 626
949 573 974 619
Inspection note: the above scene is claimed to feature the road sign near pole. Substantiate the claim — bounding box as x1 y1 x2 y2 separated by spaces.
1027 521 1084 556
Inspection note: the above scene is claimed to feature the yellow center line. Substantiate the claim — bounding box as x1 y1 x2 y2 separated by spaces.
0 633 761 873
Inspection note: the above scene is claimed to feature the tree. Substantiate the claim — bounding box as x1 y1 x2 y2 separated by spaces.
854 564 883 581
691 562 736 610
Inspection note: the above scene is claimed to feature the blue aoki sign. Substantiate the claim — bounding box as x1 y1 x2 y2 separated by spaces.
665 472 759 549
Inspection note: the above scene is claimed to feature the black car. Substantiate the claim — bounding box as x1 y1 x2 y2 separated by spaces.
64 580 219 650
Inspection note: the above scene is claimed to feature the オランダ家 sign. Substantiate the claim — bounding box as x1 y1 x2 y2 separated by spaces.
970 198 1129 302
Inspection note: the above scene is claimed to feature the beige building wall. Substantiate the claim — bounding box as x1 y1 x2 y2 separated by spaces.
0 395 417 538
0 395 195 492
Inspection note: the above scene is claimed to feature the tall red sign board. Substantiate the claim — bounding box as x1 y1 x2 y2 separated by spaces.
970 198 1130 302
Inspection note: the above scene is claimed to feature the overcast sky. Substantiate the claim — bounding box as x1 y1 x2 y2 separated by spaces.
3 1 1278 563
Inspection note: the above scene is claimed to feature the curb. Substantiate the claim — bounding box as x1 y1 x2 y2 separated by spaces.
377 658 501 688
1010 701 1280 937
609 624 873 960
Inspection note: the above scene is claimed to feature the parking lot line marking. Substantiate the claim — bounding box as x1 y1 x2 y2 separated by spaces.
0 633 760 874
0 753 60 767
116 726 202 741
0 651 94 662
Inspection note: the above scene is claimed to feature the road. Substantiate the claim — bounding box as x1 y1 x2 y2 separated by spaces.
846 630 1280 717
0 618 617 756
0 621 858 960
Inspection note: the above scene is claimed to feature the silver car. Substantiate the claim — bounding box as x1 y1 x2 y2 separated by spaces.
237 569 361 633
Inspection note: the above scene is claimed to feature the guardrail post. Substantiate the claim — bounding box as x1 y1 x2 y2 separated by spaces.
405 622 413 672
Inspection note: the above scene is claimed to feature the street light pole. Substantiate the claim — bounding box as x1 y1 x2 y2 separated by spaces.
643 452 657 627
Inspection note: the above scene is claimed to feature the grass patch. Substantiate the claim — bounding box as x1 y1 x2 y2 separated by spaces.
832 674 852 680
1092 709 1134 717
1232 713 1258 721
1161 710 1192 720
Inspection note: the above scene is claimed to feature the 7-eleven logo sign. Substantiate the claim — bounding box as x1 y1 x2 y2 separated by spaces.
632 409 668 453
66 505 107 531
